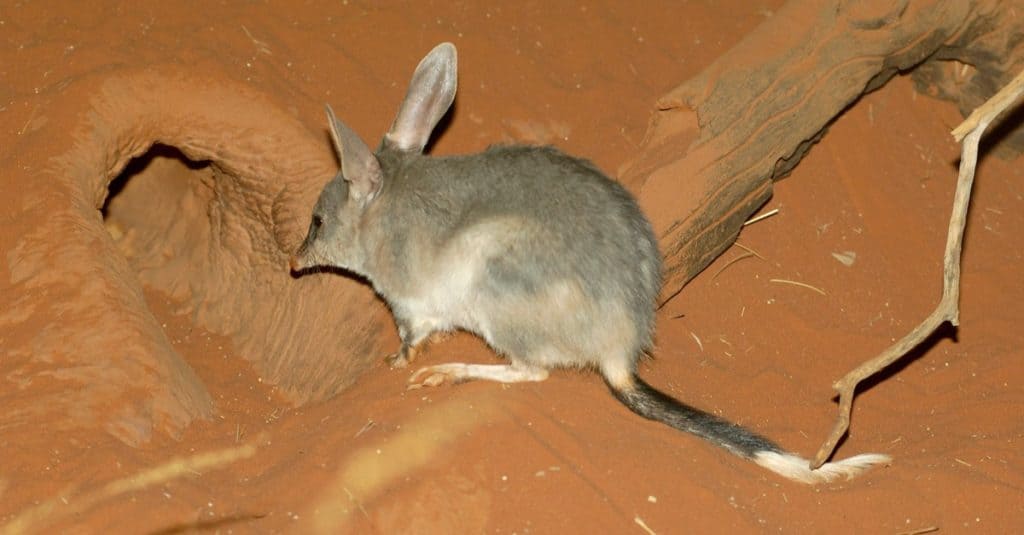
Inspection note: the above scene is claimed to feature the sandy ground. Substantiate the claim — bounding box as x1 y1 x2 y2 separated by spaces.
2 1 1022 533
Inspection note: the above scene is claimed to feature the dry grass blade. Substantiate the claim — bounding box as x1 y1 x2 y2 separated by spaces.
769 278 827 296
810 67 1024 469
712 252 755 279
743 207 779 226
2 439 260 535
241 25 273 55
634 515 657 535
896 527 939 535
734 241 766 260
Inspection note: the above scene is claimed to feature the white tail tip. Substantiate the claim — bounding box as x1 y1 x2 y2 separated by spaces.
753 451 892 484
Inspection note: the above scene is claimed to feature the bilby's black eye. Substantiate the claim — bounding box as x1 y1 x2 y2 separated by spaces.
312 214 323 229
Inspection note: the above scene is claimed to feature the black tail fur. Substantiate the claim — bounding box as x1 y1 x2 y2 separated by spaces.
610 375 782 459
610 375 892 484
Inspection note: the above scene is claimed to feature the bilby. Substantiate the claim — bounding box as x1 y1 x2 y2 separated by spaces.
290 42 890 484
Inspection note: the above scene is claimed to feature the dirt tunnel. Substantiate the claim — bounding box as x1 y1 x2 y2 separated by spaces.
3 68 392 446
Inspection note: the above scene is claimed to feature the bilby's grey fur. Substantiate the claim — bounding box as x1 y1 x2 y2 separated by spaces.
291 42 890 484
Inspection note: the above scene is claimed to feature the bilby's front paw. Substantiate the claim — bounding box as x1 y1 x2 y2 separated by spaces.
385 343 421 369
385 351 410 369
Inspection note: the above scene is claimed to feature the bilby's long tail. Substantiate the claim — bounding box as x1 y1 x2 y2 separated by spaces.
610 375 891 484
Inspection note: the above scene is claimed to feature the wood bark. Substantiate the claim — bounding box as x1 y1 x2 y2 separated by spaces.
623 0 1024 301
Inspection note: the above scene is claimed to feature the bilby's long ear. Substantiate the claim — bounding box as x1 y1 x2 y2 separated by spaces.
384 42 458 153
326 104 383 204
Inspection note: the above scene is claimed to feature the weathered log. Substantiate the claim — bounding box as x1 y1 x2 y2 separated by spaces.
623 0 1022 302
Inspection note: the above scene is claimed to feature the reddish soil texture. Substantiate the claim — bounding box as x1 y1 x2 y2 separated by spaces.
2 1 1023 533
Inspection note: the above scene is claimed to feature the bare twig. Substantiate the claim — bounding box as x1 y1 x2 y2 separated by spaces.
810 68 1024 468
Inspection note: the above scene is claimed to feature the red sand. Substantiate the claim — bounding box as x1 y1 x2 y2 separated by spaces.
1 2 1022 533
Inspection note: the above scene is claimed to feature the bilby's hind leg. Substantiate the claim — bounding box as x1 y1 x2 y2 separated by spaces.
408 361 549 389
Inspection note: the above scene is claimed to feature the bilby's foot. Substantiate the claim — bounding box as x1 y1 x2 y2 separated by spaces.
408 363 549 389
